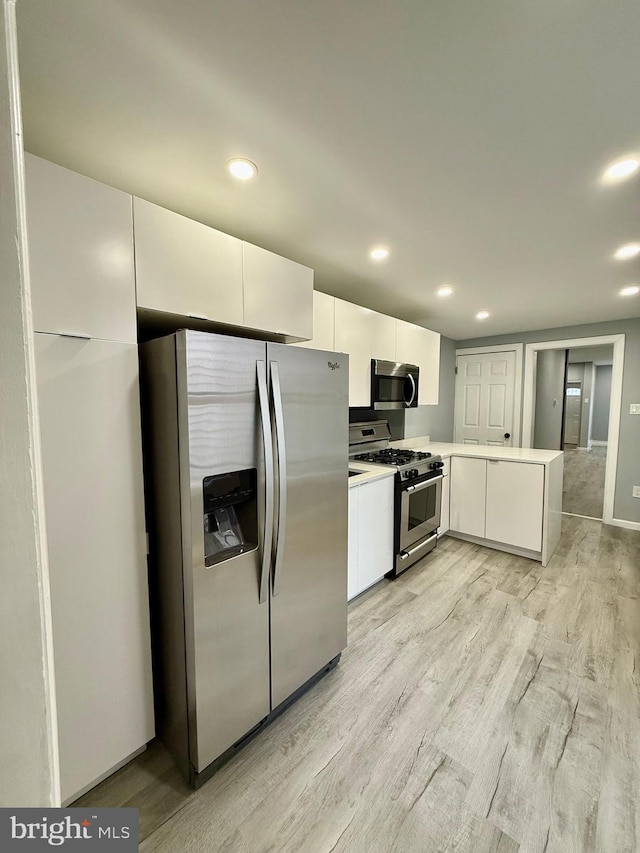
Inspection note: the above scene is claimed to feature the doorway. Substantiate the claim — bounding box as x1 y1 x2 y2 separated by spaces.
522 335 623 525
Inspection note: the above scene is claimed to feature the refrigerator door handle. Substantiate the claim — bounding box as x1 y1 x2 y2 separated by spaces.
257 361 274 604
270 361 287 596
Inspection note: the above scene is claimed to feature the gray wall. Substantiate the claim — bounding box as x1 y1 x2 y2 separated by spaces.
1 2 57 806
458 317 640 524
592 365 612 441
533 349 566 450
404 335 456 441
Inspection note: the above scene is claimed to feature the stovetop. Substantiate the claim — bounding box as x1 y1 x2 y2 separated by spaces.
352 448 433 467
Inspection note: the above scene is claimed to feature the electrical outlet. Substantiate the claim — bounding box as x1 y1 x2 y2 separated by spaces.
633 486 640 499
630 403 640 415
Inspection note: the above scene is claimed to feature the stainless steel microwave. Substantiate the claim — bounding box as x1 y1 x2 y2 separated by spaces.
371 359 419 409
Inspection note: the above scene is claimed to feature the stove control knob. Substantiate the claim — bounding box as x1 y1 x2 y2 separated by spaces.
411 468 419 479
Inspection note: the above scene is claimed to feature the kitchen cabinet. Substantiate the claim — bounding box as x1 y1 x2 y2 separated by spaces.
34 334 154 803
449 456 487 538
242 241 313 340
485 460 544 551
395 319 440 405
296 291 335 351
450 456 544 553
370 311 397 361
25 154 137 343
133 197 244 326
335 298 373 406
348 475 394 600
439 457 450 535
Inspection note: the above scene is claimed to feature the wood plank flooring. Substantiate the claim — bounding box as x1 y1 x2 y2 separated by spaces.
563 447 607 519
75 517 640 852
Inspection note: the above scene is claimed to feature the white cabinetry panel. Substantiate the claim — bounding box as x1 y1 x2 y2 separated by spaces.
26 154 136 343
370 311 397 361
395 320 440 405
449 456 486 537
35 334 154 803
297 291 335 351
485 461 544 551
334 299 372 406
242 242 313 339
440 459 450 535
133 197 243 325
348 476 394 600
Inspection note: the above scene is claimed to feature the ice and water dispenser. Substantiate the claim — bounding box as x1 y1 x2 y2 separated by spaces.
203 469 258 566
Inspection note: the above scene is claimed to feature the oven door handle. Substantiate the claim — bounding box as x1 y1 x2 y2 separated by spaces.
404 373 417 407
405 473 443 492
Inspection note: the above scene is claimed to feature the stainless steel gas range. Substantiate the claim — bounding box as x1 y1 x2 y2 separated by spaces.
349 421 444 577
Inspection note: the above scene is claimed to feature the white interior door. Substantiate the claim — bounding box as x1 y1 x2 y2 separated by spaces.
563 382 582 445
455 351 516 445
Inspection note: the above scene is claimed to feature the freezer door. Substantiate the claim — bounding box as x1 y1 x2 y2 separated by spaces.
268 344 349 707
182 331 271 772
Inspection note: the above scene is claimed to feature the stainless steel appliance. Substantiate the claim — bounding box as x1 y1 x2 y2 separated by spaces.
140 330 348 787
349 420 443 577
371 359 419 409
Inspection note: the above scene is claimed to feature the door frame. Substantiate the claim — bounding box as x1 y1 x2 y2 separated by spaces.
522 334 625 526
454 344 524 447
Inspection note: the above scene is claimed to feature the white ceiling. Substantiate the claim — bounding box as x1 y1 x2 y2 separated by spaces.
16 0 640 340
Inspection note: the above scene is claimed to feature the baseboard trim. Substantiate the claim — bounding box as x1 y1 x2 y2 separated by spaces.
590 440 608 447
562 511 602 522
576 446 590 451
608 517 640 532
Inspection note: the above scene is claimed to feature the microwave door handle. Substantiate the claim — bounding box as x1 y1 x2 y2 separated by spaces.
405 373 417 407
257 361 274 604
270 361 287 597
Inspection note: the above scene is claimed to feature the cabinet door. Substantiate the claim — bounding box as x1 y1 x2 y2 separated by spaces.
440 459 451 534
334 299 372 406
242 242 313 339
26 154 136 343
296 291 335 351
34 334 154 802
370 311 397 362
358 477 395 591
449 456 486 537
134 197 243 325
417 328 440 405
396 320 440 405
485 461 544 551
348 487 360 601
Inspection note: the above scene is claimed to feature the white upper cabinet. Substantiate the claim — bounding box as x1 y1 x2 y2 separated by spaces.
133 197 244 326
25 154 137 343
297 291 335 351
242 242 313 340
396 319 440 405
334 299 372 406
370 311 397 362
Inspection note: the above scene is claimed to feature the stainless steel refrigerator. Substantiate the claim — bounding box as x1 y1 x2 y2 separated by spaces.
140 330 348 786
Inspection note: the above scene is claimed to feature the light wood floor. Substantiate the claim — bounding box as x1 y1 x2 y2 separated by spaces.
563 446 607 519
76 517 640 852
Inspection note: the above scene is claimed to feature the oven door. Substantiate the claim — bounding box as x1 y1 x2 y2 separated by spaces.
399 474 443 551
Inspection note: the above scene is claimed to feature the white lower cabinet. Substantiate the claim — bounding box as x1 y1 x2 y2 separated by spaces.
439 459 450 535
35 334 154 803
348 476 394 600
485 460 544 551
450 456 545 553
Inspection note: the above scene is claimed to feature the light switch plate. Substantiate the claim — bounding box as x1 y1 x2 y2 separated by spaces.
630 403 640 415
633 486 640 499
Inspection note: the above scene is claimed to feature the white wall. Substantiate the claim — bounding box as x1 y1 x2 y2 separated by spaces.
0 0 58 806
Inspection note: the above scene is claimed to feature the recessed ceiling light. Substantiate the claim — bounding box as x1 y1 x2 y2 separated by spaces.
476 311 490 320
227 158 258 180
620 285 639 297
369 246 390 261
437 286 453 297
602 157 639 184
614 243 640 260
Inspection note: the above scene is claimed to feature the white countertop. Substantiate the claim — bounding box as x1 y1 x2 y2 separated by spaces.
389 438 563 465
348 463 396 487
